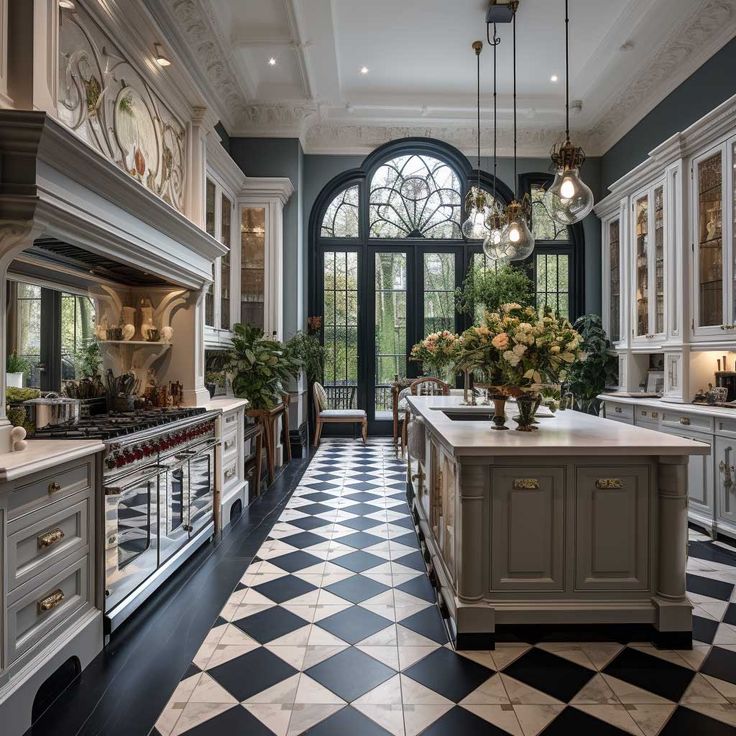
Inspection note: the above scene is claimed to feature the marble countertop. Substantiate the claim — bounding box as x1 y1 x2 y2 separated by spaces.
0 439 104 482
200 397 249 413
598 394 736 420
407 395 710 458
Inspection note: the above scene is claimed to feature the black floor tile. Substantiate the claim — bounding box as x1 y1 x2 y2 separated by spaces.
344 483 384 493
344 491 381 502
421 706 518 735
337 531 386 549
177 704 275 735
399 606 449 644
304 706 392 736
302 481 341 491
395 575 436 603
294 502 336 516
338 516 384 531
305 648 395 702
693 615 720 644
332 550 386 573
391 532 420 549
288 516 334 531
207 647 298 701
324 574 391 604
392 516 415 529
686 573 735 601
503 648 594 702
301 491 338 502
689 541 736 567
280 531 329 549
233 606 307 644
403 647 494 702
700 646 736 686
269 550 324 572
393 552 426 571
725 602 736 626
603 646 694 701
660 705 736 735
317 605 393 644
252 575 317 604
339 501 384 515
540 706 633 735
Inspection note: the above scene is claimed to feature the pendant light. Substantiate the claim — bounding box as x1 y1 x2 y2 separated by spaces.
461 41 491 240
482 22 510 262
547 0 594 225
500 2 534 261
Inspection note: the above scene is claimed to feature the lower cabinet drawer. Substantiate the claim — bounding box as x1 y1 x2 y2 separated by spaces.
222 456 241 490
7 492 91 591
9 459 94 520
605 403 634 423
661 411 713 434
7 554 90 664
222 429 240 462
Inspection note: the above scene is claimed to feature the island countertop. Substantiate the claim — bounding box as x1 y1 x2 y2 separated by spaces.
0 439 104 482
407 395 710 458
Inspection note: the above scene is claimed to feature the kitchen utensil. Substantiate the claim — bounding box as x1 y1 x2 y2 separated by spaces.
24 392 81 429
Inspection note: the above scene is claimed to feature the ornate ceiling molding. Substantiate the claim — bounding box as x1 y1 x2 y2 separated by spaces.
586 0 736 153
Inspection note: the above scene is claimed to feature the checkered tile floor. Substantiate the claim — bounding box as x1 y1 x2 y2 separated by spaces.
153 440 736 736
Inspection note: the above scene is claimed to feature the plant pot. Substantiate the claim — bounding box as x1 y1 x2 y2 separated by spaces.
514 392 540 432
490 395 508 430
6 372 23 388
206 382 216 398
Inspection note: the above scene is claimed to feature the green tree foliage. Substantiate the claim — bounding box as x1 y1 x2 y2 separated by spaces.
456 263 534 320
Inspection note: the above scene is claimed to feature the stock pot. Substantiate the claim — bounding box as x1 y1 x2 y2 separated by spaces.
24 392 81 429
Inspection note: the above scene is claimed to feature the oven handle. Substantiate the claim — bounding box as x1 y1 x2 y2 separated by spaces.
104 464 168 496
176 439 220 460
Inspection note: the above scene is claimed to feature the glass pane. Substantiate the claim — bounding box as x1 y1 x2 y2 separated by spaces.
322 251 359 401
698 151 722 327
221 194 231 331
369 155 461 238
654 185 664 334
531 183 568 241
61 293 96 381
241 207 265 329
423 252 455 335
15 282 42 388
535 253 569 320
205 179 216 326
609 219 621 342
375 252 407 417
321 185 359 238
635 194 649 336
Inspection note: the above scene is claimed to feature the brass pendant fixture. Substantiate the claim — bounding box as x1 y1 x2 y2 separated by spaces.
461 40 491 240
547 0 594 225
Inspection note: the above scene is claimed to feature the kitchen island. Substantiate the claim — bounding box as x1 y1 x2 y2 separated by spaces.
405 395 709 650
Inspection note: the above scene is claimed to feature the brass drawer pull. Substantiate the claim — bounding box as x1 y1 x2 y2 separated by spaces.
224 439 235 451
679 417 690 426
651 411 659 419
37 589 64 614
38 528 65 549
596 478 623 489
513 478 539 490
48 481 62 493
614 407 622 413
224 467 236 479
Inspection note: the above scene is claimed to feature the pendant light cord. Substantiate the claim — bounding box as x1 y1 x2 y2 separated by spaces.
565 0 570 142
476 43 481 188
492 24 498 202
512 9 517 200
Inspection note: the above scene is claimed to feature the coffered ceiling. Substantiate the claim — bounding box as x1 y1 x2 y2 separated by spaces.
150 0 736 156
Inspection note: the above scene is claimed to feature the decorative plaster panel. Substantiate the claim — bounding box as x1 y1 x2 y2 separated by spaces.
57 4 187 212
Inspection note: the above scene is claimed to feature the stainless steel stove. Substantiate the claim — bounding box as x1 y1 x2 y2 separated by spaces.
37 407 221 633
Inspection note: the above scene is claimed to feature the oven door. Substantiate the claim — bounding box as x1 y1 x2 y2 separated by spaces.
186 440 216 537
159 458 193 565
104 465 163 612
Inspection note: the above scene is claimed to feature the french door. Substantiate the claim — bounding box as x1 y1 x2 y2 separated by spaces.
319 245 465 434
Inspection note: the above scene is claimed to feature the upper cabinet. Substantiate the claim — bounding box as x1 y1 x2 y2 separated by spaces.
601 202 627 348
691 138 735 339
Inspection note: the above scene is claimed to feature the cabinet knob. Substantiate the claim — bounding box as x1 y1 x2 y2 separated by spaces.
48 481 62 493
651 412 659 419
679 417 690 426
615 407 622 413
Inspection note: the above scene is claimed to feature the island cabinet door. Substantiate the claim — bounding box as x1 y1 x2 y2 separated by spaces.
715 436 736 528
490 467 565 592
574 467 650 591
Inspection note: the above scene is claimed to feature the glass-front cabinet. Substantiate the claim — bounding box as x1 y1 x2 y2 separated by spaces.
631 181 666 343
602 211 624 347
692 140 734 339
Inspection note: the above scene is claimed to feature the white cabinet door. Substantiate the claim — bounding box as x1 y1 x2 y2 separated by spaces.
715 436 736 532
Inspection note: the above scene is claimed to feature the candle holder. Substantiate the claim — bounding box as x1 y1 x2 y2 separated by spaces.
491 394 508 430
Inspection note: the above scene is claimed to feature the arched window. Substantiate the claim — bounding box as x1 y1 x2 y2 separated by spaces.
320 184 359 238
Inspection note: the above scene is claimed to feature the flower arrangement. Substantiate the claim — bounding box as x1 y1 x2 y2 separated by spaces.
409 330 459 380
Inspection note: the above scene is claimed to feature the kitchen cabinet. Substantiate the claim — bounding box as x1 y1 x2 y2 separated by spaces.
715 435 736 537
602 207 626 348
216 404 247 532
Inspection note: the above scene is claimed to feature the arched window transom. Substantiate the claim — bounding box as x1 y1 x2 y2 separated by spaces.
321 184 360 238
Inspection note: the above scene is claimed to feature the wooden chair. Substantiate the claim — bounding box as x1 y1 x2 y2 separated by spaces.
313 382 367 447
400 377 450 455
391 378 412 453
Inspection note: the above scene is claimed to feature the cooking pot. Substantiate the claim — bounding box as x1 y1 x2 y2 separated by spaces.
24 392 81 429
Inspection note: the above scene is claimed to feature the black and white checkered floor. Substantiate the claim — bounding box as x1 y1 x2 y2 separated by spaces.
153 440 736 736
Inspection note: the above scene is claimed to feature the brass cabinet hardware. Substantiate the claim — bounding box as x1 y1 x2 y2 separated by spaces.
679 417 690 425
37 589 64 614
224 439 235 450
37 528 65 549
721 446 733 489
513 478 539 490
641 410 647 416
224 467 236 479
48 481 62 493
595 478 624 489
614 407 623 414
651 411 659 419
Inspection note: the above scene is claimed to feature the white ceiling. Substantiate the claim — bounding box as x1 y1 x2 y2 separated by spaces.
155 0 736 155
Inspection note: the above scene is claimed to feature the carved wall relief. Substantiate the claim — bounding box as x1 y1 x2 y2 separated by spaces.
57 6 186 212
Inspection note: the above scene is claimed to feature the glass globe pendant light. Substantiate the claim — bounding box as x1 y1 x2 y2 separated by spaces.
499 2 535 262
461 40 491 241
547 0 594 225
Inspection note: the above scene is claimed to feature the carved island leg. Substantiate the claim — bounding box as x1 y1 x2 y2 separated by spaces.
653 455 692 649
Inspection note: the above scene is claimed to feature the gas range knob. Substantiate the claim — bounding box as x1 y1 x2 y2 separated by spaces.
134 447 144 460
105 456 116 470
115 455 125 468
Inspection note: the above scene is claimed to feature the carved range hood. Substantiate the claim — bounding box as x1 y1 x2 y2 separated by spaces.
0 110 226 289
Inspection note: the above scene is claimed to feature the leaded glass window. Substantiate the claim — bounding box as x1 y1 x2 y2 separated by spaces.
531 183 567 241
369 155 462 239
321 185 359 238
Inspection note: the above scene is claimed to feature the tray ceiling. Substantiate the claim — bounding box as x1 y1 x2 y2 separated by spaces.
152 0 736 155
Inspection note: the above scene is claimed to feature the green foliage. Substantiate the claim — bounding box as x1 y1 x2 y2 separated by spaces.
227 324 301 410
75 341 102 378
565 314 618 415
6 352 30 374
6 387 40 403
456 263 534 319
284 331 325 385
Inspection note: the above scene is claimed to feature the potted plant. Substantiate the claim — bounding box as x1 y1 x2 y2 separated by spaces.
564 314 618 415
283 331 325 386
6 352 30 389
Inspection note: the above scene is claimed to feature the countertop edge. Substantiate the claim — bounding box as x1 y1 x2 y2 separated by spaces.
0 440 105 482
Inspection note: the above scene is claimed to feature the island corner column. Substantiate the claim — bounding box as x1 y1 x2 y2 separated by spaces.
654 454 692 648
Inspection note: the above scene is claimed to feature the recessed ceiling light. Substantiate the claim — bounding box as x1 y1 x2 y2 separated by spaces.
360 66 369 74
268 57 277 66
59 0 76 8
154 43 171 67
550 74 558 83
